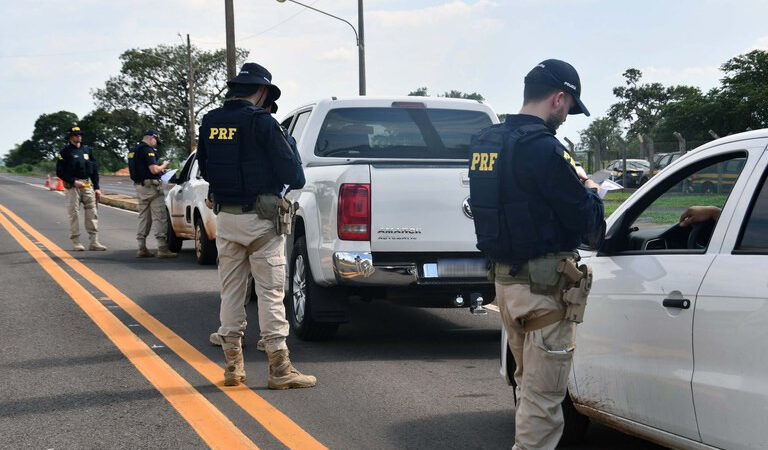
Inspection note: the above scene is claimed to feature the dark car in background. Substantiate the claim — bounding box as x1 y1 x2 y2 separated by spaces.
606 159 650 187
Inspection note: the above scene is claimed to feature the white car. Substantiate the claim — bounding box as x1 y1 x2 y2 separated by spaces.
502 129 768 449
165 152 218 265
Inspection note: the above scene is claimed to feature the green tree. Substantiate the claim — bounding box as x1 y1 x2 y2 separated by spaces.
3 140 37 167
93 44 248 157
578 117 623 170
442 90 484 101
30 111 80 161
79 108 155 171
715 49 768 132
406 87 485 101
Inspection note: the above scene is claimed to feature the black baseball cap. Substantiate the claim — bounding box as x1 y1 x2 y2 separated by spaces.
144 129 162 145
524 59 590 116
67 126 83 137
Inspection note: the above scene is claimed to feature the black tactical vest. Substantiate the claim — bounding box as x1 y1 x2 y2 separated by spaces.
67 145 92 179
468 123 559 266
202 105 272 204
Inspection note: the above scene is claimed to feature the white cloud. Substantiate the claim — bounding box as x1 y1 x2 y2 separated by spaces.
318 47 356 62
745 35 768 51
637 65 720 88
369 1 497 27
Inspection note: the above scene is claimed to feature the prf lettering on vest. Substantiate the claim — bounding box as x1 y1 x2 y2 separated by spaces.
470 152 498 171
208 127 238 140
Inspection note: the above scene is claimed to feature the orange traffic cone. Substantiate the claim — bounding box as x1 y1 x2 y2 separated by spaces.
45 174 51 189
55 178 65 191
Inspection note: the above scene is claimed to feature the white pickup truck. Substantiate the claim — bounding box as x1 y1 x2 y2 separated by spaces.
280 97 499 339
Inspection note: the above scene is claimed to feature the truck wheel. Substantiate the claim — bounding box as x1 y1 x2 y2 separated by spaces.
194 216 217 265
166 210 183 253
286 236 339 340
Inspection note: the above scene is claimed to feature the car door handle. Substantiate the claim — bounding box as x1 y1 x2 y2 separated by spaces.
663 298 691 309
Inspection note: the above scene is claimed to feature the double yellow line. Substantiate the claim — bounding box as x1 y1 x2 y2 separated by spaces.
0 204 325 450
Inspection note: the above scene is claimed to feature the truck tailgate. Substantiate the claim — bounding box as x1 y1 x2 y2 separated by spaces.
369 164 478 253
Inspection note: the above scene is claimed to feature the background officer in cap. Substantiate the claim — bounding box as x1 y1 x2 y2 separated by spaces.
197 63 314 390
127 129 176 258
469 59 604 450
56 126 107 251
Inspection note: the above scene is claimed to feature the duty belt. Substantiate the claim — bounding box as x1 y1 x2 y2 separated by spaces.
76 179 92 188
214 203 256 215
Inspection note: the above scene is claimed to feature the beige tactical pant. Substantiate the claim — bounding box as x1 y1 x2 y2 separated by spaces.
215 212 289 353
497 282 576 450
65 185 98 241
135 183 167 248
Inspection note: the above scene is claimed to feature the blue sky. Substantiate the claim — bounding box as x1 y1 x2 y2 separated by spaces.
2 0 768 159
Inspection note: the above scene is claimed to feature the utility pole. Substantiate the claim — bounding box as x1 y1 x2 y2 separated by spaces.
186 34 196 154
225 0 237 78
357 0 366 95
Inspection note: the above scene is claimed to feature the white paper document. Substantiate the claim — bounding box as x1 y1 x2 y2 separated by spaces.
598 179 623 199
161 169 177 185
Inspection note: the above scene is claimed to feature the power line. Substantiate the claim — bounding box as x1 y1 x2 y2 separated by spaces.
0 48 121 59
1 1 324 59
237 0 322 42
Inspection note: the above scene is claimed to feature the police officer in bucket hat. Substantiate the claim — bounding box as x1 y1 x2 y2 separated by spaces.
197 63 314 389
468 59 604 449
56 126 107 252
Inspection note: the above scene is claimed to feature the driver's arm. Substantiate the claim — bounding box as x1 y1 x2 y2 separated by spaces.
679 206 722 227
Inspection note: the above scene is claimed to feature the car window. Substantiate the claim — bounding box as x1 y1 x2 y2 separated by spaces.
314 107 493 159
176 153 196 183
616 152 748 253
280 116 294 132
736 167 768 252
291 111 311 143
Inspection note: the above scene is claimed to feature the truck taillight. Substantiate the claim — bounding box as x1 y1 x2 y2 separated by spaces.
338 183 370 241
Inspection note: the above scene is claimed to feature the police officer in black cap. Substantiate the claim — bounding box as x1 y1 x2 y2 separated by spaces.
469 59 604 450
56 126 107 252
197 63 314 389
128 129 176 258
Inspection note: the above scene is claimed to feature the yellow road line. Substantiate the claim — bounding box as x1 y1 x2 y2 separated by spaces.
0 204 327 450
0 207 258 450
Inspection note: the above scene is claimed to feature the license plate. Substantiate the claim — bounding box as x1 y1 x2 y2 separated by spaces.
422 258 487 278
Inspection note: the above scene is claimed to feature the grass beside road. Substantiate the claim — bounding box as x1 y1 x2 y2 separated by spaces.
603 191 728 223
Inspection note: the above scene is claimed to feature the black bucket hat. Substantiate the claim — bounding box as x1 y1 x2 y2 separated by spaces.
66 126 83 138
226 62 281 103
524 59 590 116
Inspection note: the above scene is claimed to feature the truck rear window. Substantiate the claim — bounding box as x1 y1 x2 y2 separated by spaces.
314 107 493 159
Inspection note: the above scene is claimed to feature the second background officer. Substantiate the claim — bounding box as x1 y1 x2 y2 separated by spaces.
197 63 315 389
128 130 176 258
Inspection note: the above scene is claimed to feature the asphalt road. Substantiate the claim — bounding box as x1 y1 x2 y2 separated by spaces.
0 174 665 449
4 173 139 196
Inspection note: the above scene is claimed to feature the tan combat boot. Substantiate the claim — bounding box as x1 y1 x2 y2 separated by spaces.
267 349 317 390
221 336 246 386
72 240 85 252
137 247 154 258
156 246 178 258
89 238 107 251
